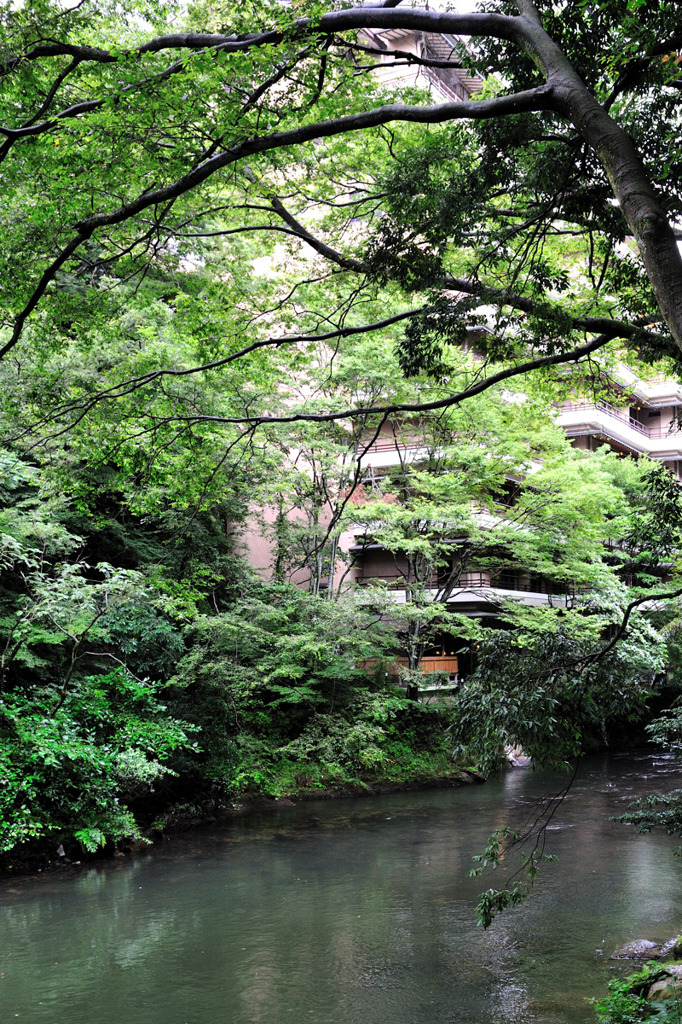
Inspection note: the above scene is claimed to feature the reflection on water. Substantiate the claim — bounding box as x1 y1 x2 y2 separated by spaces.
3 753 682 1024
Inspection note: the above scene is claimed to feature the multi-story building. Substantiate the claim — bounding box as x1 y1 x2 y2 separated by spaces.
557 370 682 478
331 345 682 685
341 358 682 684
346 421 576 685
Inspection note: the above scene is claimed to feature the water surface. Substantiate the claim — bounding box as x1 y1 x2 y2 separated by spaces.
2 752 682 1024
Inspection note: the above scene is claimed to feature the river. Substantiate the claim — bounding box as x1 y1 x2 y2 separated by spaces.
2 752 682 1024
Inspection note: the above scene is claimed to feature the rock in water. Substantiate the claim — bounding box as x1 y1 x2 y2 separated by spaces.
610 940 661 960
659 936 682 958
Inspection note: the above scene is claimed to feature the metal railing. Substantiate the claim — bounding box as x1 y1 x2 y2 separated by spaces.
560 400 681 439
356 570 574 595
460 571 573 595
422 65 470 102
360 438 422 453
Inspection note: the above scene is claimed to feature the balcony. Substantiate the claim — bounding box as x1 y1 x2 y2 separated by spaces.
355 439 431 470
361 655 459 675
355 570 574 607
556 401 682 457
560 400 681 437
460 571 574 596
357 569 570 592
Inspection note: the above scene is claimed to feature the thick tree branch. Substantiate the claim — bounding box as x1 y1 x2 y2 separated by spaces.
2 3 682 355
0 230 93 357
0 87 554 359
269 197 363 271
0 12 521 74
343 38 465 70
509 8 682 350
121 332 623 428
265 195 668 341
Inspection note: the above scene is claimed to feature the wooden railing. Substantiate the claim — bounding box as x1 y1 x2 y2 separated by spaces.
360 655 459 676
419 656 459 674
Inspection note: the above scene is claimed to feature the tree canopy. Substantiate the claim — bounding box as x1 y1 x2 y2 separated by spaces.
1 0 682 434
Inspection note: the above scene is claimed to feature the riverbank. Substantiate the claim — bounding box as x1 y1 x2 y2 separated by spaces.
153 766 485 832
0 766 484 879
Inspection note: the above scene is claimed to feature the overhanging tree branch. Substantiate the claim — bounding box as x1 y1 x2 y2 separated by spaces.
11 308 425 439
581 587 682 667
0 86 555 359
2 2 682 360
113 331 623 428
0 11 521 74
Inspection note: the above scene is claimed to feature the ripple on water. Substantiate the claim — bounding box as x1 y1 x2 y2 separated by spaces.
3 752 682 1024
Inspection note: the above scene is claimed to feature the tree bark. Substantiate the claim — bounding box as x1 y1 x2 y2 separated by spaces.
511 5 682 349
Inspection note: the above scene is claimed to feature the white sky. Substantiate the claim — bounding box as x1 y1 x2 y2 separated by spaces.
427 1 481 10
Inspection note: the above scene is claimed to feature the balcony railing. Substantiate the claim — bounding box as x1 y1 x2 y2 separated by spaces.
359 438 424 453
560 400 682 439
356 570 574 596
360 655 459 676
422 65 470 103
460 571 573 595
356 573 427 589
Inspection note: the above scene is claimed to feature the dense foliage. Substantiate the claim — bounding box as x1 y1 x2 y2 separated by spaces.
0 380 678 865
0 445 465 858
1 0 682 894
